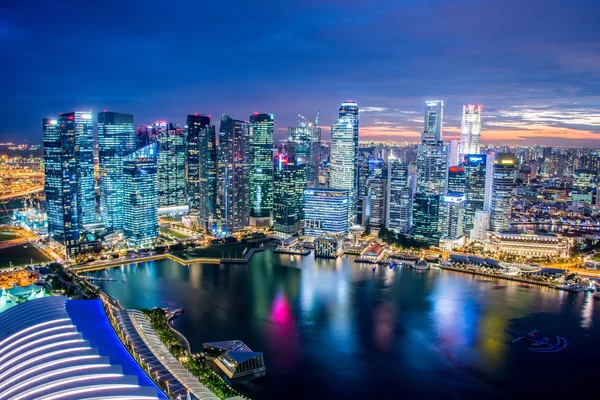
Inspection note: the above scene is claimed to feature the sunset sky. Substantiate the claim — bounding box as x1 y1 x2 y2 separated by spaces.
1 0 599 145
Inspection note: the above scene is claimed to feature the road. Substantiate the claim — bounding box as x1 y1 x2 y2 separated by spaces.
0 186 44 201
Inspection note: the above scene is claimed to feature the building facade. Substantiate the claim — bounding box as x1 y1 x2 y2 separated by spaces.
366 178 386 228
123 144 158 247
249 113 274 226
157 121 187 208
218 114 251 233
416 143 448 194
386 160 412 234
463 154 488 233
338 101 360 222
422 100 443 145
273 154 306 238
412 193 440 245
72 112 96 226
459 104 482 157
490 153 517 232
288 116 321 187
330 116 356 225
485 230 570 259
440 192 466 240
98 111 136 231
303 188 349 237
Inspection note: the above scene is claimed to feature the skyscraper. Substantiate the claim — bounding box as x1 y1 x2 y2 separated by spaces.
273 154 305 238
186 115 218 232
386 160 412 234
43 111 95 258
218 114 251 233
123 143 158 247
330 116 356 225
249 113 274 226
440 193 466 240
412 193 440 245
416 143 448 194
447 166 467 194
422 100 443 145
339 101 360 220
463 154 487 233
459 105 482 157
157 121 186 208
366 178 386 228
303 188 349 237
490 153 517 232
98 111 136 231
288 115 321 187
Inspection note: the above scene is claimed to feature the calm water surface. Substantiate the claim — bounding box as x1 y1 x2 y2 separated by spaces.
88 247 600 399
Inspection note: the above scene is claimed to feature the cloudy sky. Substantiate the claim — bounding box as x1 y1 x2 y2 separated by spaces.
1 0 599 145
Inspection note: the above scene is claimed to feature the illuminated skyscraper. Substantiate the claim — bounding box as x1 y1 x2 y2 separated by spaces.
422 100 443 145
412 193 440 245
339 101 360 219
273 153 305 238
386 160 412 234
366 178 386 228
123 143 158 247
218 114 251 233
440 193 466 240
416 143 448 194
447 166 466 194
98 111 135 231
330 116 356 225
288 115 321 187
303 188 349 237
43 111 94 258
249 113 274 226
490 153 517 232
338 101 359 156
186 115 218 232
463 154 488 233
157 121 186 208
459 105 482 157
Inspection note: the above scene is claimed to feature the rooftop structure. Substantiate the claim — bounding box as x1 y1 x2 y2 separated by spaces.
202 340 265 379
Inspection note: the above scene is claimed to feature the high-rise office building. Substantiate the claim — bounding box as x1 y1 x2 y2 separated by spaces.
303 188 349 237
386 160 412 234
447 166 467 194
490 153 517 232
157 121 186 208
366 178 386 228
339 101 360 220
422 100 443 145
186 115 218 232
249 113 274 226
416 144 448 194
330 116 356 225
288 116 321 187
135 124 156 150
440 193 466 240
123 143 158 247
273 154 306 238
218 114 251 233
463 154 488 233
449 139 460 167
43 111 95 257
412 193 441 245
98 111 136 231
459 105 482 157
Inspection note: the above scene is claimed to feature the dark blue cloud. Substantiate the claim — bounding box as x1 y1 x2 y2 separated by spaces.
0 0 599 144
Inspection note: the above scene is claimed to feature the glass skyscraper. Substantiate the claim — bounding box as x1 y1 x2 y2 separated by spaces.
447 166 467 194
218 114 251 233
186 115 218 232
463 154 487 233
440 193 466 240
157 121 187 208
412 193 441 245
386 160 412 234
98 111 135 231
69 112 96 226
249 113 274 226
123 143 158 247
303 188 349 237
288 117 321 187
422 100 443 145
459 105 482 157
330 116 356 225
273 154 305 238
338 101 360 220
490 153 517 232
416 143 448 194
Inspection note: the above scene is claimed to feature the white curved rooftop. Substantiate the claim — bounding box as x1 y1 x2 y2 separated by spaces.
0 296 167 400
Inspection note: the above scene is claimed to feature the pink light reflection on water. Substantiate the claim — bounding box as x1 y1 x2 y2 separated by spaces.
265 292 300 371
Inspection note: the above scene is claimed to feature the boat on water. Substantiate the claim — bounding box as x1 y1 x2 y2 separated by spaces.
552 284 591 293
411 260 430 271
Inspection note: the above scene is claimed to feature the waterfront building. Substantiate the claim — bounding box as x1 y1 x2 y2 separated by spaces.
314 236 344 258
422 100 443 145
459 105 482 157
366 177 386 229
490 153 517 232
98 111 136 231
469 210 490 241
0 296 168 399
416 143 448 194
484 230 570 259
249 113 274 226
338 101 360 221
303 188 349 237
43 112 94 257
186 115 218 232
386 160 412 234
273 153 306 239
157 121 187 208
440 193 466 239
288 115 321 187
218 114 251 233
123 143 158 247
203 341 266 379
412 193 441 245
330 116 356 225
463 154 488 232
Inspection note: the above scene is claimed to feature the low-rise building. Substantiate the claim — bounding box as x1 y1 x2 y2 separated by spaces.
485 230 570 258
314 236 344 258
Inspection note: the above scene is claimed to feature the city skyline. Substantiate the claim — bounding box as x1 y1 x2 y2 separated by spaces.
1 0 599 145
